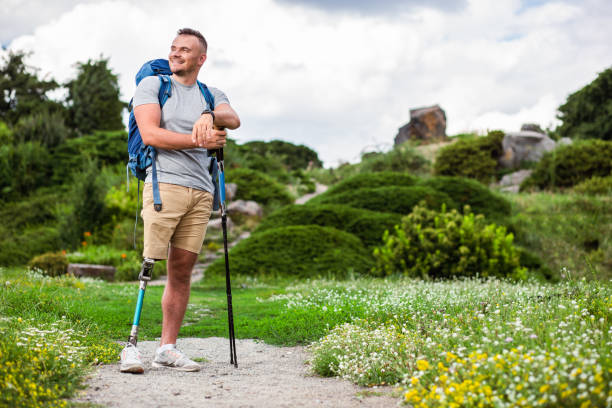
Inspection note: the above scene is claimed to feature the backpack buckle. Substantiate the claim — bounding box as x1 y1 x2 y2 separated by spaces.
154 204 162 212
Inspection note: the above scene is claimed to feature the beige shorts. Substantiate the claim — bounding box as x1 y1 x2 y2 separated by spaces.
142 182 214 260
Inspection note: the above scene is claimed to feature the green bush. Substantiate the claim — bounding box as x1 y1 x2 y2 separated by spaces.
230 168 294 208
242 140 323 169
0 142 52 198
521 140 612 190
417 176 511 221
309 172 417 204
51 130 126 183
28 251 68 277
13 110 70 148
573 175 612 195
358 145 430 174
555 67 612 141
206 225 374 277
315 186 457 215
58 160 109 248
372 204 526 280
434 130 504 183
256 204 402 247
0 225 62 266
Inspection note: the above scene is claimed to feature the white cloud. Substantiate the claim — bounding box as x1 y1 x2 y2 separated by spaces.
3 0 611 166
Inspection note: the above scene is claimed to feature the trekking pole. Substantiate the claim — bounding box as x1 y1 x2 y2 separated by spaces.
214 146 238 368
127 258 155 346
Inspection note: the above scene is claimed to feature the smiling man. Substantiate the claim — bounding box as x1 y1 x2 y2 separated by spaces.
119 28 240 373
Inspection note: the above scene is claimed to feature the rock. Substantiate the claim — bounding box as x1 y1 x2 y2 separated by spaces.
225 183 237 202
394 105 447 145
496 169 533 193
207 216 234 230
499 131 556 169
227 200 263 224
68 263 116 281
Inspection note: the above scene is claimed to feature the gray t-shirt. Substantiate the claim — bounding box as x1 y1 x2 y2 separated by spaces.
133 76 230 193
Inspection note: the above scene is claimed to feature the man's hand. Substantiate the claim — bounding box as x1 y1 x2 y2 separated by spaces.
192 113 215 148
192 121 227 149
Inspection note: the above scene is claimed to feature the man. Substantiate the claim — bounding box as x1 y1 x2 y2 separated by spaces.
120 28 240 373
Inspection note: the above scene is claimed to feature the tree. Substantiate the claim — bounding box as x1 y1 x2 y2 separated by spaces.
555 67 612 141
0 50 64 126
66 57 126 135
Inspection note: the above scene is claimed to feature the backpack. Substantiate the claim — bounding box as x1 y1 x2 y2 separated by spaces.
126 58 217 212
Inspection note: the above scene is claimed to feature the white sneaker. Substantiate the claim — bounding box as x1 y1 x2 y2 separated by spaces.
120 343 144 374
152 345 200 372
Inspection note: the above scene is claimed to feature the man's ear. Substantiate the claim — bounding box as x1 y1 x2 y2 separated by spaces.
199 53 207 67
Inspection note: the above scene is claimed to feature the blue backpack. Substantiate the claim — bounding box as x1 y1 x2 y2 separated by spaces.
127 59 216 212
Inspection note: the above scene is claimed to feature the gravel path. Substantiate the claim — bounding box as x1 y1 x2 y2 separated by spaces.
75 337 398 408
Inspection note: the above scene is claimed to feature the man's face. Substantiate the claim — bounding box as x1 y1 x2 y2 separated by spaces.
168 35 206 76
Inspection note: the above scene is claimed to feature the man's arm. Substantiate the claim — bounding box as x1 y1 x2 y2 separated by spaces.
135 103 226 150
192 103 240 147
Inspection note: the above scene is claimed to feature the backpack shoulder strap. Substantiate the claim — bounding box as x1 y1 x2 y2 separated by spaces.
158 75 172 107
197 81 215 110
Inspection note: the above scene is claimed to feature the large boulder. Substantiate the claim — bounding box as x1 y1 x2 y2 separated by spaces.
499 129 556 169
227 200 263 224
395 105 447 145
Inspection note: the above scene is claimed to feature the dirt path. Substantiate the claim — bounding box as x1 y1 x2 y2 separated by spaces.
74 338 398 408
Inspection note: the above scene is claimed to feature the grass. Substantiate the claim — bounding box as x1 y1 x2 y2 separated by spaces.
509 193 612 280
1 267 610 407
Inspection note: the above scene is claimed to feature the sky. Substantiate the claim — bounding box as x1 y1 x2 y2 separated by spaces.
1 0 611 166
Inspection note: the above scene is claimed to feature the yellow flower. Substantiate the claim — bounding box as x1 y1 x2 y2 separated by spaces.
540 384 550 393
416 360 430 371
580 401 591 408
411 376 419 385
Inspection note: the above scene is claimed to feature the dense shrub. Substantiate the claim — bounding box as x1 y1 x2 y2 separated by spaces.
573 175 612 195
555 67 612 141
0 142 52 197
242 140 323 169
358 145 430 174
256 204 402 247
417 176 511 221
51 130 126 182
434 130 504 183
0 225 62 266
28 251 68 277
206 225 374 277
13 110 70 148
315 186 457 215
521 140 612 190
372 205 526 280
229 168 294 208
58 161 109 248
309 172 417 204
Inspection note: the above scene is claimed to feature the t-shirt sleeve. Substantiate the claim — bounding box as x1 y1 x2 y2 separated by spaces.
133 76 161 107
210 87 230 108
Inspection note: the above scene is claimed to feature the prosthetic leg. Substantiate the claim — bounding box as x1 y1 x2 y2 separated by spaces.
127 258 155 346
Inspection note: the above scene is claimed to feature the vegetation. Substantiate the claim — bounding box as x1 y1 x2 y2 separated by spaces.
520 139 612 191
315 185 457 214
555 67 612 141
28 251 69 277
573 175 612 195
256 204 401 247
372 204 526 280
417 176 512 222
229 167 294 209
206 225 374 277
433 130 504 183
307 172 417 204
